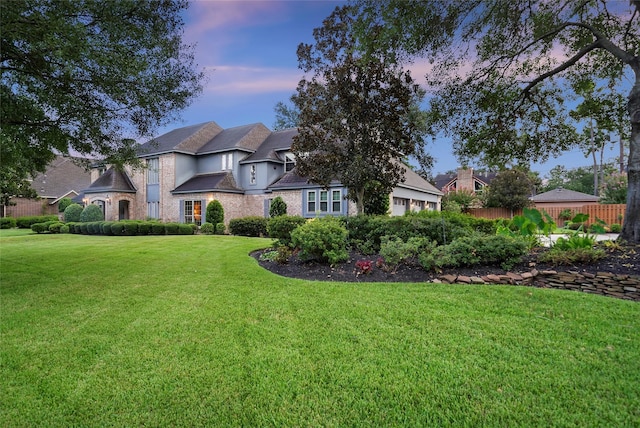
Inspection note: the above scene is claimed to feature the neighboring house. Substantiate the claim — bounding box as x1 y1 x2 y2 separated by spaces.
434 167 497 195
83 121 443 224
530 187 600 209
4 156 92 218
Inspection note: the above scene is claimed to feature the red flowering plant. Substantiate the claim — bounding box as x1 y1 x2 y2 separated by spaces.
355 259 374 276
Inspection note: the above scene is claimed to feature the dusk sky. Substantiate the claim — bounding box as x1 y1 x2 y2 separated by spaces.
162 0 625 177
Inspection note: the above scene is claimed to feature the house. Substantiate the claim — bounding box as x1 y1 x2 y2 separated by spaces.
82 121 443 224
4 156 92 218
530 187 600 209
433 167 497 195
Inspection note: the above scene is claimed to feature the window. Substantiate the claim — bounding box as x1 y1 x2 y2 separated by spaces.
307 189 342 215
147 201 159 219
147 158 159 184
474 180 485 194
332 190 341 212
307 191 316 212
284 152 296 172
184 200 202 226
250 164 256 184
222 153 233 170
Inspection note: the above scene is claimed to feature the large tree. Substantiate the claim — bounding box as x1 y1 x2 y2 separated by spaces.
352 0 640 243
484 169 534 212
1 0 203 188
292 6 428 215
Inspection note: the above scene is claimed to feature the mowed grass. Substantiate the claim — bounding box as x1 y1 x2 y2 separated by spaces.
1 232 639 427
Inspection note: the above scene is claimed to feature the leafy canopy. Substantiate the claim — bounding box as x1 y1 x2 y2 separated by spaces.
351 0 640 242
292 6 429 215
1 0 203 182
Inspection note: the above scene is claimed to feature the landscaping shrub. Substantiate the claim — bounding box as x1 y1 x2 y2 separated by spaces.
165 223 180 235
201 222 214 235
150 222 166 235
80 223 89 234
229 216 268 237
31 222 50 233
1 217 17 229
58 197 73 213
87 222 102 235
137 221 152 235
101 221 115 235
419 234 528 271
206 200 224 225
110 222 126 236
48 222 64 233
63 204 84 223
379 236 437 271
17 215 59 228
60 224 70 233
291 217 348 264
122 221 139 236
269 196 287 217
215 223 226 235
267 215 306 246
540 247 606 265
610 223 622 233
79 204 104 222
178 224 194 235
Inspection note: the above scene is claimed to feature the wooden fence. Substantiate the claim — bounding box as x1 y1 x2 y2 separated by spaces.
468 204 626 226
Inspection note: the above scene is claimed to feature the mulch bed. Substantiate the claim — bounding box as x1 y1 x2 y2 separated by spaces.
253 243 640 283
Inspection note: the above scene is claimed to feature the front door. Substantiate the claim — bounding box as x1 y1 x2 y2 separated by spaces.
119 200 130 220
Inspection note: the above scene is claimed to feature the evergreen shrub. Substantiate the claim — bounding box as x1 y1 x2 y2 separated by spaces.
215 223 226 235
79 204 104 222
111 222 126 236
291 217 348 264
101 222 115 235
48 222 64 233
1 217 17 229
60 225 70 233
63 204 84 223
137 221 152 235
122 221 139 236
206 200 224 225
58 197 73 213
267 215 306 246
229 216 268 237
269 196 287 217
17 215 59 228
150 223 166 235
201 222 214 235
179 224 194 235
165 223 180 235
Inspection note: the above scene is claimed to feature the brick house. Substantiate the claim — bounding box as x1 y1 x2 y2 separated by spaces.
433 167 497 195
4 156 92 218
83 121 443 224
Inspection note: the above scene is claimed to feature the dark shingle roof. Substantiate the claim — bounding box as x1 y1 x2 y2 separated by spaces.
137 121 223 156
197 123 271 154
84 167 137 194
31 156 92 199
241 128 297 163
399 166 443 195
531 187 599 202
433 170 497 190
172 172 242 194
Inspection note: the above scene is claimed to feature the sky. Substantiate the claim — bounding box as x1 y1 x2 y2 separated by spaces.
160 0 627 178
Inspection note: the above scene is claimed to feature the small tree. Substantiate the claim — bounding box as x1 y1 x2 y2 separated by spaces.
58 197 73 213
206 200 224 225
79 204 104 222
600 172 628 204
63 203 83 222
442 190 477 213
269 196 287 217
484 170 533 212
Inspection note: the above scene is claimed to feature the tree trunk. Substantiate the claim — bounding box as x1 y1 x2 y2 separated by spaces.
355 187 365 215
620 67 640 243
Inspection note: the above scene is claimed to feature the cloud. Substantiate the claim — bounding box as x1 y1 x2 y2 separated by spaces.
203 64 302 95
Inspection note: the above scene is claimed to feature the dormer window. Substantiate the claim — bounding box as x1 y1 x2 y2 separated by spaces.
284 152 296 172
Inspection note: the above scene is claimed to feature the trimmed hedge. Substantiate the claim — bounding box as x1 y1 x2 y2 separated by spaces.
229 216 268 237
80 205 104 222
267 215 306 246
63 204 83 223
1 217 17 229
17 215 59 229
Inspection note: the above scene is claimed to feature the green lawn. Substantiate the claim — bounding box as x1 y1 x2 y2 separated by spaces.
1 232 639 426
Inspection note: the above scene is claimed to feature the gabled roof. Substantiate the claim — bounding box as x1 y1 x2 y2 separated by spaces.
137 121 223 156
197 123 271 154
398 166 443 195
531 187 600 202
240 128 297 163
84 167 137 194
31 156 92 200
433 170 497 191
172 172 243 194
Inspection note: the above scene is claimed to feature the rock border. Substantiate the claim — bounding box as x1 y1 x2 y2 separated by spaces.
433 270 639 301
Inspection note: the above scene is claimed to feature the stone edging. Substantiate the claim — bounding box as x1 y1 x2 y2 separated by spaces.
432 270 640 301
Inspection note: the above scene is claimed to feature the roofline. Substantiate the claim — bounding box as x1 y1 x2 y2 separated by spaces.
396 183 444 195
170 188 245 195
84 189 137 194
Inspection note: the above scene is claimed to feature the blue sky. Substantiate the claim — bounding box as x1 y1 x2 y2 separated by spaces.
164 0 626 177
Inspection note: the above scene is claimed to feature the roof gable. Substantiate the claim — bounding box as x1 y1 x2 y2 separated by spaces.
137 121 223 156
197 123 271 154
172 172 242 194
241 128 297 163
531 187 600 202
84 167 137 194
31 156 92 198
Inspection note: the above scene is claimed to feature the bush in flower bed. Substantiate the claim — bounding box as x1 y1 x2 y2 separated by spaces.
267 215 307 247
63 204 83 223
48 222 65 233
291 216 348 264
